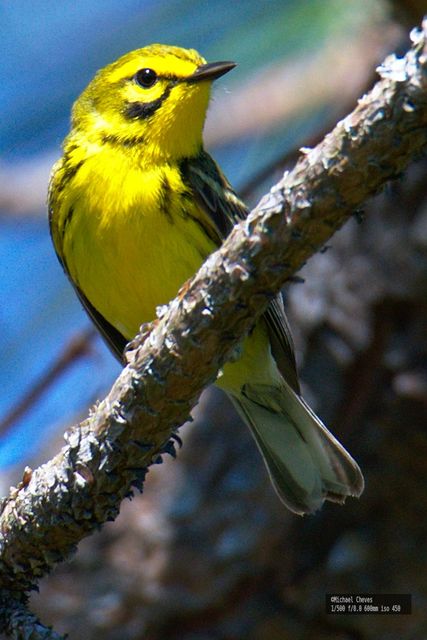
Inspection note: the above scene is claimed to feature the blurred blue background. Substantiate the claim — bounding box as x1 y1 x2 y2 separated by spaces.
0 0 385 468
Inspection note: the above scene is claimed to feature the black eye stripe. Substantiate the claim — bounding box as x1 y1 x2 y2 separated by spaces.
124 84 173 120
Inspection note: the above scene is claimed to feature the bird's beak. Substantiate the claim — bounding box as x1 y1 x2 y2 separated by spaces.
187 60 236 83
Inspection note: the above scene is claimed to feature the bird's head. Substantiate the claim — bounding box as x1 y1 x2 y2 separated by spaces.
72 44 235 162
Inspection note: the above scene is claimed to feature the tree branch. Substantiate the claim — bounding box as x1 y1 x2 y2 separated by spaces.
0 591 66 640
1 17 427 632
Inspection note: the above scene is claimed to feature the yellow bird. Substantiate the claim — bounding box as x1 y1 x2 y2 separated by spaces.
49 44 364 514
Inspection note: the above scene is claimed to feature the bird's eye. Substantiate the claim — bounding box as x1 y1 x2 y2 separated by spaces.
134 68 158 88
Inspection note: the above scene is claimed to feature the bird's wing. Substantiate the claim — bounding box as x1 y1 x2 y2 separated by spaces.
48 188 128 361
264 296 300 393
179 151 246 240
182 151 300 393
53 249 128 361
74 286 128 361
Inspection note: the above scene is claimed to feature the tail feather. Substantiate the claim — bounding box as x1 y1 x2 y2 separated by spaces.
230 382 364 515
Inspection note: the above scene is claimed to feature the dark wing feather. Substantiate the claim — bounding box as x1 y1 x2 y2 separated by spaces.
180 152 246 240
263 296 300 393
49 242 127 361
182 151 300 393
74 286 127 361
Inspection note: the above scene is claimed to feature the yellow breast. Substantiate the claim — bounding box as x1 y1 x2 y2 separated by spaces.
59 145 215 339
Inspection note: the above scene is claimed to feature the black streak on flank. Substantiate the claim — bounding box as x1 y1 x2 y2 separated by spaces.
63 206 74 230
57 159 84 193
124 85 172 120
159 173 173 223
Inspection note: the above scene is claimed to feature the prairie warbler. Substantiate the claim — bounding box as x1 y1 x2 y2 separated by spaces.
49 44 364 514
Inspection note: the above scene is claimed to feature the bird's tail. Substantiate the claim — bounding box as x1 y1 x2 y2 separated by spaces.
229 382 364 515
